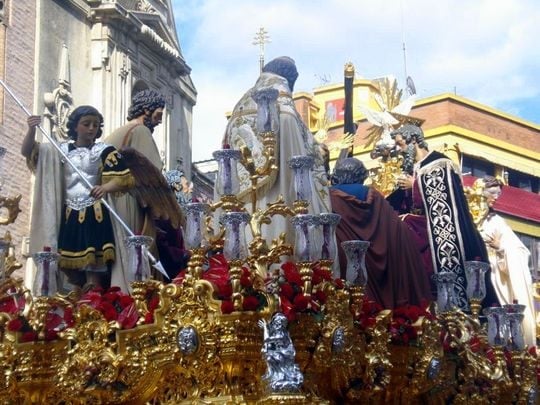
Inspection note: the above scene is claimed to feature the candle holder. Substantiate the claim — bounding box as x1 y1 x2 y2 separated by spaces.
341 240 369 287
288 155 314 215
220 212 251 262
503 303 526 351
213 149 241 197
341 240 370 318
125 235 153 282
291 214 319 296
464 260 489 318
253 87 279 134
31 248 59 297
185 202 210 279
220 212 251 310
483 306 509 346
318 213 340 278
433 271 457 314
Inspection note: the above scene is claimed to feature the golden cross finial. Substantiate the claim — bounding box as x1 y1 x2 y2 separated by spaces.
252 27 271 73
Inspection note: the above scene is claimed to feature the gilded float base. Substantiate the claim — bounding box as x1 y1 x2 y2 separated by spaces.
257 392 328 404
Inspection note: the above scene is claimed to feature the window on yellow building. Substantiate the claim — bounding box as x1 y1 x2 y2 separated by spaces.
461 155 495 178
507 168 539 194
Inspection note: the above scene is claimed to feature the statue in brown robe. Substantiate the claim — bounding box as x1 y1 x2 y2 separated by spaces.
330 158 432 309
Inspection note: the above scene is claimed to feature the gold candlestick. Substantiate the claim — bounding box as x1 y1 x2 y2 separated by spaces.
350 286 365 318
469 298 482 319
187 247 206 279
298 261 313 297
229 259 244 311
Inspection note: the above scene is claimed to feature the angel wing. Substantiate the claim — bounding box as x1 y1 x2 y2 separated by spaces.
358 105 399 128
120 147 184 229
326 132 355 153
359 105 399 148
313 128 328 144
391 94 417 116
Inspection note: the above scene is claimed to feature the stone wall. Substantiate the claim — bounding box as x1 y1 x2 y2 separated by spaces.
0 0 36 275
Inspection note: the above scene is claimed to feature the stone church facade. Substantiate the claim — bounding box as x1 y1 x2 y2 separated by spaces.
0 0 196 275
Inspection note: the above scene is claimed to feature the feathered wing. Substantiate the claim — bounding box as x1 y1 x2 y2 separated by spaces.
391 94 417 116
359 105 399 148
119 147 184 229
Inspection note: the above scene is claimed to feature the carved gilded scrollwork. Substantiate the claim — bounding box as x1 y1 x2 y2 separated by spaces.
313 289 366 399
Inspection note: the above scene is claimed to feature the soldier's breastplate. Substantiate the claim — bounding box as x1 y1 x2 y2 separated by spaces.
61 143 107 210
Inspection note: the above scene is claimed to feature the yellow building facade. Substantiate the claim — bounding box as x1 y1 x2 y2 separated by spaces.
294 79 540 277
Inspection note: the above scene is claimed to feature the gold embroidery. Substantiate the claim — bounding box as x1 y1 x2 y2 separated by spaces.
94 202 103 223
104 150 120 167
78 208 86 223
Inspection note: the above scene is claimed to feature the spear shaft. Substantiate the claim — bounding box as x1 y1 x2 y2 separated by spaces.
0 78 167 278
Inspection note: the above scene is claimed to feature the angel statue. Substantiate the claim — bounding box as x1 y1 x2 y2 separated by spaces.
359 75 417 155
359 76 418 195
258 313 303 392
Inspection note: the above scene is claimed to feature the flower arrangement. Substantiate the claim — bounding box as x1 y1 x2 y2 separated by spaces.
79 286 139 329
7 305 74 342
354 297 383 330
174 253 267 314
0 292 26 315
389 302 434 345
275 261 339 322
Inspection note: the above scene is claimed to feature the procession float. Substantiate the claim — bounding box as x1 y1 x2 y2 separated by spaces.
0 77 538 405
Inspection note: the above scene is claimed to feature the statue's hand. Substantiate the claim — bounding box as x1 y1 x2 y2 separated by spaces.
397 173 413 190
258 319 267 329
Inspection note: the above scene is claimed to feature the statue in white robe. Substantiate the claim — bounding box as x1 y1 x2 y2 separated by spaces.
222 57 330 244
478 176 536 346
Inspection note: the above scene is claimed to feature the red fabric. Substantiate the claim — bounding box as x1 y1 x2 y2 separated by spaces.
463 175 540 222
330 187 433 309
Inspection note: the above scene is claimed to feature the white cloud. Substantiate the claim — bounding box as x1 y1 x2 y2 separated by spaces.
172 0 540 161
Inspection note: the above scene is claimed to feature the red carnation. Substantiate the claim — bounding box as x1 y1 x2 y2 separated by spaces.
64 307 74 327
147 294 160 312
144 312 154 324
45 312 63 331
280 296 298 322
360 317 376 329
118 302 138 329
486 348 495 363
208 253 229 272
279 283 295 300
119 295 134 308
221 300 234 314
242 296 260 311
282 262 302 285
97 301 118 322
469 336 482 353
293 294 311 312
107 286 121 293
172 270 187 284
103 291 119 303
217 282 233 299
21 331 38 343
240 270 252 288
313 290 327 304
334 278 345 289
7 318 24 332
0 297 23 314
45 330 58 341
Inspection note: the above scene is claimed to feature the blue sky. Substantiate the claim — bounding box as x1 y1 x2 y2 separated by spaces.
171 0 540 161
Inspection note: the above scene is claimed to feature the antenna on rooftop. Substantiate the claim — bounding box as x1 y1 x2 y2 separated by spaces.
252 27 271 73
400 0 408 85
